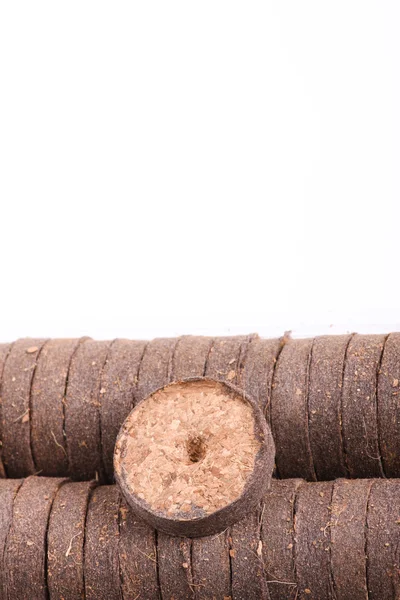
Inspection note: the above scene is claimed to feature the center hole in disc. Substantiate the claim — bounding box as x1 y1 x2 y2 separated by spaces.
186 435 206 463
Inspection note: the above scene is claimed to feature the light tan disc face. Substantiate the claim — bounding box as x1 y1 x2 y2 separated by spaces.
115 379 261 520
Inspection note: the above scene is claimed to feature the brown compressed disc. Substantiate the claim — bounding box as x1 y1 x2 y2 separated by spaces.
261 479 302 600
157 533 194 600
0 342 13 473
5 476 66 600
191 529 231 599
136 337 177 404
100 339 147 482
1 338 48 477
377 332 400 477
84 485 121 600
30 338 85 476
47 480 96 600
308 335 351 480
0 479 23 599
330 479 372 600
271 338 316 480
242 336 283 419
171 335 214 380
230 506 270 600
205 334 257 386
65 339 111 481
366 479 400 600
342 333 386 478
294 481 335 600
115 378 275 538
119 499 160 600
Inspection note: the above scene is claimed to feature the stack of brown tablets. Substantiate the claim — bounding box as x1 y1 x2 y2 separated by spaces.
1 332 400 599
1 476 399 600
2 333 400 482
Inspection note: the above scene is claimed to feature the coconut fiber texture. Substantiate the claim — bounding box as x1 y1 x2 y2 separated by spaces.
1 332 400 482
1 477 400 600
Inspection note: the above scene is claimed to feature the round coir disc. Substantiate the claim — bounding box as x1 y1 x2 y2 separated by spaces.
114 378 275 537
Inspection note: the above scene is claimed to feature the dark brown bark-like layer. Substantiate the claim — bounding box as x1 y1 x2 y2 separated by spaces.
1 338 48 477
271 338 316 481
119 498 160 600
136 338 177 404
4 476 65 600
172 335 214 380
84 485 121 600
65 339 111 481
100 339 147 482
157 533 194 599
242 337 282 419
191 529 231 599
48 480 95 600
308 335 351 480
330 478 371 600
377 332 400 477
0 342 12 476
0 479 23 599
294 481 335 600
115 378 275 538
366 479 400 600
205 335 255 386
342 334 386 477
262 479 302 600
231 507 270 600
31 338 83 476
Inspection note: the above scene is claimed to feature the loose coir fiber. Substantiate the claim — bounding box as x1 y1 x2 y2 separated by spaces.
0 333 399 482
0 476 399 600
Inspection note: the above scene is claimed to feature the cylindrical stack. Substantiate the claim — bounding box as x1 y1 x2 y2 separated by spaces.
0 477 399 600
0 333 399 482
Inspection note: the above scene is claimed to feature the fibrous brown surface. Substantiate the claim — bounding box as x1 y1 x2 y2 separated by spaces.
1 338 48 477
1 332 400 483
0 477 398 599
271 338 316 480
342 334 386 478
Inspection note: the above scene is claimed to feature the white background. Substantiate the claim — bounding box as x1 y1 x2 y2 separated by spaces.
0 2 399 341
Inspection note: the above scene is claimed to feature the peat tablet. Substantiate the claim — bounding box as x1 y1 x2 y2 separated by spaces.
171 335 214 380
31 338 84 477
119 499 160 600
1 338 48 477
5 476 66 600
242 336 283 418
157 533 194 599
261 479 302 600
330 478 372 600
65 339 111 481
231 506 270 600
205 335 256 386
342 334 386 477
99 339 147 482
294 481 335 600
0 479 22 599
84 485 121 600
366 479 400 600
308 335 351 480
48 480 96 600
136 338 177 404
191 528 231 599
271 338 316 480
377 332 400 477
115 378 274 537
0 342 12 474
